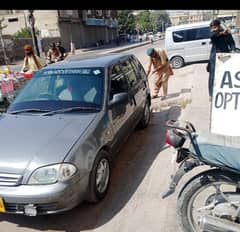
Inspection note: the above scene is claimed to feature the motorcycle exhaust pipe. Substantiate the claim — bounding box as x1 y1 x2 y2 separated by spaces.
198 214 240 232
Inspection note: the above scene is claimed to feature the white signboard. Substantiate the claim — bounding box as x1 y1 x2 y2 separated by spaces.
211 53 240 136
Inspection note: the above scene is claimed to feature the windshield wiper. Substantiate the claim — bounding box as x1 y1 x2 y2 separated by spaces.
40 106 101 116
8 109 50 115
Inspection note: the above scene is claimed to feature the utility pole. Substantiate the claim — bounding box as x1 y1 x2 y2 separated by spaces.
0 18 9 65
27 10 40 56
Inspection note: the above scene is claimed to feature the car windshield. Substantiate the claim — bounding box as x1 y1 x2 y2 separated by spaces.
8 67 104 113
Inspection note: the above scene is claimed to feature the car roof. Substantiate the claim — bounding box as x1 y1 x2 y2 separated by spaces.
166 21 211 31
42 53 132 70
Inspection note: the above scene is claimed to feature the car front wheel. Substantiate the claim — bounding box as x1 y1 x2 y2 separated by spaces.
88 150 111 203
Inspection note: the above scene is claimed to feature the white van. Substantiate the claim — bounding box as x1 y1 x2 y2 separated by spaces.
165 21 211 68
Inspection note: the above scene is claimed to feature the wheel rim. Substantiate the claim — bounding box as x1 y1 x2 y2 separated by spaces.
172 57 183 68
96 158 110 193
185 181 236 232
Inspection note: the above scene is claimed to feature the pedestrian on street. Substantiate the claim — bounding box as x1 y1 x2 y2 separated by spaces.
207 19 236 101
146 47 173 99
56 41 68 60
47 43 61 64
21 44 46 74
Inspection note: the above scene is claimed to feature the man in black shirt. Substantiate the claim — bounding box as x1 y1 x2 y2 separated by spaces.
208 19 235 100
56 41 68 60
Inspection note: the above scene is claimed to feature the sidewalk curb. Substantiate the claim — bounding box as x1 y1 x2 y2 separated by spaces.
99 41 150 55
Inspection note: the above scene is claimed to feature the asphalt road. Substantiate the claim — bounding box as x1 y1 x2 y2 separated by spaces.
0 40 211 232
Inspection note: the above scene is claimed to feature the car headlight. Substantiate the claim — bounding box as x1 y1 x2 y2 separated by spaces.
27 163 77 185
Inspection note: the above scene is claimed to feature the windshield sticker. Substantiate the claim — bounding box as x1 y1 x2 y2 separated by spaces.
41 69 93 76
93 69 101 75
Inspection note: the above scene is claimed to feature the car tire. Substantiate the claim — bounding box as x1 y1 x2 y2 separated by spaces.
171 56 184 69
88 150 111 203
138 101 151 129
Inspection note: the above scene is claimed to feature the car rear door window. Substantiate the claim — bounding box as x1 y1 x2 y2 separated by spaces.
120 59 138 88
129 56 146 81
109 63 129 100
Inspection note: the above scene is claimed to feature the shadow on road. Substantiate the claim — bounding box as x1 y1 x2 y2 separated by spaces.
0 106 181 232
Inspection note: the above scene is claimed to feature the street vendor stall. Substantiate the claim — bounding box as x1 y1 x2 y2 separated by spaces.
0 70 31 111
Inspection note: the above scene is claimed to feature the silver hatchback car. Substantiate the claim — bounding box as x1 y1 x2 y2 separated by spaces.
0 53 151 216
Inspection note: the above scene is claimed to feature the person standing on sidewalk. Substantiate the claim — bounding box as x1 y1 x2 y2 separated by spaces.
21 44 46 74
146 47 173 99
207 19 235 101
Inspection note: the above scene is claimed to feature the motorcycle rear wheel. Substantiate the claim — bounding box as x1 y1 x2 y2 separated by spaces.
177 169 240 232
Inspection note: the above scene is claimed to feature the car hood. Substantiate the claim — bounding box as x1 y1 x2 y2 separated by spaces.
0 113 97 174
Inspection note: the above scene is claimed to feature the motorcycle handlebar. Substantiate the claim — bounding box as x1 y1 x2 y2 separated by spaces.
166 120 196 133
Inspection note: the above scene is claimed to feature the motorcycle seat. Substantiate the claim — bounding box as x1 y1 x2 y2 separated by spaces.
190 131 240 171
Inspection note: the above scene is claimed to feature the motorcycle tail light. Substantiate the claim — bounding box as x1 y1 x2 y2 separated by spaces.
166 131 174 146
165 130 185 148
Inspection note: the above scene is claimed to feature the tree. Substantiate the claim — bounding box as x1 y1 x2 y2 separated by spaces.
149 10 171 32
13 27 39 38
117 10 136 34
135 10 152 33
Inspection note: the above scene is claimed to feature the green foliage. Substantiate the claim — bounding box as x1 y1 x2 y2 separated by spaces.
13 27 40 38
117 10 171 34
150 10 171 32
13 27 32 38
117 10 136 34
135 10 152 33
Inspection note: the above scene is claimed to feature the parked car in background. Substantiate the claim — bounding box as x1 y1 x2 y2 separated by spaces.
156 32 163 39
119 33 130 42
0 53 151 216
165 21 211 69
165 21 239 69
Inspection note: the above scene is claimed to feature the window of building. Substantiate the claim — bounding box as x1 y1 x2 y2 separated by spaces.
8 18 18 22
87 10 92 16
96 10 103 17
66 10 73 16
106 10 111 17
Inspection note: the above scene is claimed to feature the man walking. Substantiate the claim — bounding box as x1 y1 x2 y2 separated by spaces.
146 47 173 99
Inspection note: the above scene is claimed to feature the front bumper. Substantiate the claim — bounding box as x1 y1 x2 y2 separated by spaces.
0 173 89 216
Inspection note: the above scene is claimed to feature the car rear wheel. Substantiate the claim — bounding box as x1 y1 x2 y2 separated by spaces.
171 56 184 69
88 150 111 203
138 101 151 129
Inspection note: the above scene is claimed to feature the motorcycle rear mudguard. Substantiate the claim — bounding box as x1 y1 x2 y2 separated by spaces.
162 158 201 198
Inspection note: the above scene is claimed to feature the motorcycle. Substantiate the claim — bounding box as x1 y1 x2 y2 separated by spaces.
46 56 64 65
162 120 240 232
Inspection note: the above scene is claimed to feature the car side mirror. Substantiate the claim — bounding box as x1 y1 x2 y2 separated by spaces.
109 92 128 109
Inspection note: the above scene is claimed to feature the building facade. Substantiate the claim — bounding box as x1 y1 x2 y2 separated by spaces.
0 10 118 50
169 10 212 26
58 10 118 50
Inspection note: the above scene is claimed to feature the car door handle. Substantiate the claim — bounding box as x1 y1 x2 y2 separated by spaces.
201 42 206 45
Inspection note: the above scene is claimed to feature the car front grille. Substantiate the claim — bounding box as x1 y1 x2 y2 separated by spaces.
4 202 58 214
0 173 22 186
